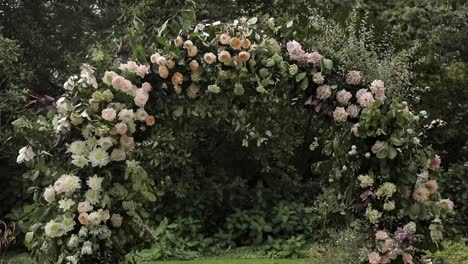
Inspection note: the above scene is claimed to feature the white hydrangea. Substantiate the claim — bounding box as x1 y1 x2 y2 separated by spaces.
67 141 89 155
87 175 103 191
85 190 100 205
44 220 64 238
88 148 109 167
97 137 113 150
54 174 81 194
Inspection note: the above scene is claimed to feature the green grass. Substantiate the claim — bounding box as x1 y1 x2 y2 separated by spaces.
143 259 308 264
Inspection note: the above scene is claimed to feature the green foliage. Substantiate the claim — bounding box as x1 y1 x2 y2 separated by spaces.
423 238 468 264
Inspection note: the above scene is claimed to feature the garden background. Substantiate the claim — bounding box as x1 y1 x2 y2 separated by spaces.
0 0 467 263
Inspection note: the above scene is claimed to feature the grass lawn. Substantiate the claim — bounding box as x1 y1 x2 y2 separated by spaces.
144 259 308 264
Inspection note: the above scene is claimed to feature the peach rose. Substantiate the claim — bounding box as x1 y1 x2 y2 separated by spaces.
166 59 175 69
187 46 198 57
101 108 116 121
150 53 160 63
146 116 155 126
183 40 193 48
203 53 217 64
115 122 127 135
238 51 250 62
242 38 251 49
425 180 438 193
189 60 200 72
174 36 184 47
219 34 230 45
230 37 242 50
159 66 169 78
218 50 232 63
78 213 89 225
156 56 167 66
171 72 184 86
120 135 134 148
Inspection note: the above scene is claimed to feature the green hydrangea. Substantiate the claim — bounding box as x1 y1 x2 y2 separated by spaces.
234 83 245 96
265 58 275 67
207 84 221 94
365 206 382 224
259 68 270 78
404 221 417 234
358 174 374 188
376 182 397 198
272 53 283 63
289 64 299 76
383 201 395 211
70 112 84 126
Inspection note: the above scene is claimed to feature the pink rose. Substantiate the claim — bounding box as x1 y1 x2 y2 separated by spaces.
101 108 116 121
316 85 332 100
134 92 149 107
438 199 454 210
127 61 138 72
137 65 149 77
346 70 362 85
346 104 360 118
304 52 323 64
425 180 438 193
428 154 441 170
112 76 124 90
402 253 413 264
357 91 375 108
150 53 160 63
120 135 134 149
142 82 152 92
174 36 184 47
375 230 389 240
115 122 128 135
368 252 381 264
333 107 348 123
121 80 134 94
336 89 352 105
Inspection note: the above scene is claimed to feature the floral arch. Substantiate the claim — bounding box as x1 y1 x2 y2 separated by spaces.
16 17 453 264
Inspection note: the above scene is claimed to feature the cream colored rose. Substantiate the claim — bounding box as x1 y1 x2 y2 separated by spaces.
159 66 169 78
171 72 184 86
219 34 230 45
238 51 250 62
78 213 89 225
174 36 184 47
150 53 160 63
156 56 167 66
134 92 149 107
166 60 175 69
203 53 217 64
230 37 242 50
218 50 232 63
189 60 200 71
187 46 198 57
183 40 193 48
242 38 251 49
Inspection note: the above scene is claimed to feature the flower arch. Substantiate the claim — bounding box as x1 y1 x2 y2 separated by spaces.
17 18 453 264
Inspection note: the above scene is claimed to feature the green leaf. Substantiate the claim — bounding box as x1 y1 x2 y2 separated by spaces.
300 77 309 90
173 106 184 118
247 17 258 25
376 149 388 159
286 20 294 28
296 72 307 82
388 146 397 159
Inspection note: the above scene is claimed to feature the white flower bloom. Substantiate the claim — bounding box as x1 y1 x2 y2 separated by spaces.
71 155 89 168
98 209 110 222
44 220 64 238
65 256 79 264
81 241 93 255
56 97 74 113
63 75 78 90
102 71 117 86
43 186 56 203
52 116 71 133
87 175 103 191
110 148 126 161
54 174 81 194
97 137 113 150
59 198 75 211
79 64 98 89
88 211 102 225
61 216 76 232
135 108 148 121
88 148 109 167
118 109 134 123
78 201 94 213
67 234 80 248
85 190 100 205
17 145 36 164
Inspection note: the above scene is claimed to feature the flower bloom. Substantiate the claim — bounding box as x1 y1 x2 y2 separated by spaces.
187 46 198 57
45 220 64 237
171 72 184 86
230 37 242 50
219 34 230 45
118 109 134 123
336 89 352 105
218 51 232 63
371 140 388 154
238 51 251 62
78 213 89 225
346 70 362 85
203 53 217 64
413 187 430 203
333 107 348 123
174 36 184 47
375 230 389 240
428 154 441 170
146 116 155 126
304 52 322 64
370 80 386 101
368 252 381 264
142 82 152 92
156 56 167 66
88 148 109 167
87 175 103 191
242 38 251 49
186 83 199 99
43 186 56 203
78 201 93 213
101 108 116 121
17 145 36 164
357 90 375 108
54 174 81 194
134 91 149 107
110 148 126 161
346 104 360 118
402 253 413 264
150 53 160 63
115 122 128 135
189 60 200 71
159 65 169 78
438 199 454 210
425 180 438 193
312 72 325 84
166 60 175 69
286 40 304 61
316 85 331 100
